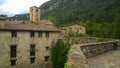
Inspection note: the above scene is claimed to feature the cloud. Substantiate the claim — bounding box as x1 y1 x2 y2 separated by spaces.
0 0 6 5
0 0 49 16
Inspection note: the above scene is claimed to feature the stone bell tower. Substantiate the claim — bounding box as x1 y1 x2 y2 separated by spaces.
30 6 40 23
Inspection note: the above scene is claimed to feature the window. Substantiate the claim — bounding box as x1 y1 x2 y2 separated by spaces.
31 9 33 12
10 45 17 58
75 27 77 30
36 9 38 12
44 56 49 62
10 60 16 66
30 44 36 56
30 32 35 38
11 31 17 38
30 58 35 64
38 32 42 37
80 28 82 30
45 46 49 50
46 32 49 38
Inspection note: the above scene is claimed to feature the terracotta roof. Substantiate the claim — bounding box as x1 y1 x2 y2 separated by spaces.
0 21 60 32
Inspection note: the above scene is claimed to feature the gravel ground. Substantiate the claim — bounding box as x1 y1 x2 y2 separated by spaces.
87 50 120 68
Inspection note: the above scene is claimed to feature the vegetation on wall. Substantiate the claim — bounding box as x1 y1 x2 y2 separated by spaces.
51 39 71 68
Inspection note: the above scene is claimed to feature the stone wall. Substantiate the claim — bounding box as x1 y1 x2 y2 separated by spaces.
0 30 60 68
65 39 119 68
30 6 40 23
64 37 113 44
80 41 119 58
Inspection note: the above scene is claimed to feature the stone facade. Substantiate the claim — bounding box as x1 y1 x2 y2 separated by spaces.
0 30 60 68
0 14 7 21
6 17 17 22
30 6 40 23
0 15 17 22
0 5 61 68
0 5 60 67
61 24 86 36
69 25 86 35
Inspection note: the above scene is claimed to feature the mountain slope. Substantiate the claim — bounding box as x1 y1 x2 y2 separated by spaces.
40 0 120 39
14 14 29 21
40 0 120 24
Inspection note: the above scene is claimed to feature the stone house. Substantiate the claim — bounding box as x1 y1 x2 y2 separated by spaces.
0 15 17 22
0 21 60 68
6 17 17 22
0 6 60 68
61 24 86 36
0 14 7 21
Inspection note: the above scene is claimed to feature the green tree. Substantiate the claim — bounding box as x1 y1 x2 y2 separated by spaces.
48 16 59 26
51 39 71 68
111 15 120 38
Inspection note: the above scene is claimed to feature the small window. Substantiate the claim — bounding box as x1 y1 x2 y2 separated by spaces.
31 9 33 12
38 32 42 37
74 27 76 30
36 9 38 12
30 44 36 56
45 46 49 50
10 45 17 58
11 31 17 38
11 60 16 66
30 32 34 38
80 28 82 30
46 32 49 38
30 58 35 64
44 56 49 62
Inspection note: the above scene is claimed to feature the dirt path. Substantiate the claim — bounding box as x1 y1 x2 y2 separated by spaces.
87 50 120 68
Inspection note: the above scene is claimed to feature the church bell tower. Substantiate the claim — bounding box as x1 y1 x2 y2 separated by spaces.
30 6 40 23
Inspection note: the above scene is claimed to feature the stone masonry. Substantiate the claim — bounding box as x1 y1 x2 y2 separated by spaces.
30 6 40 23
0 30 60 68
65 39 119 68
80 41 119 58
0 6 60 68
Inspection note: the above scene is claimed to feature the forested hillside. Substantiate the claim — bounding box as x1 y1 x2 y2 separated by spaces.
14 14 29 21
40 0 120 39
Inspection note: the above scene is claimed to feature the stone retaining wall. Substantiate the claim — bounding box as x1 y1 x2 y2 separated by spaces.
80 41 119 58
64 40 119 68
63 37 114 44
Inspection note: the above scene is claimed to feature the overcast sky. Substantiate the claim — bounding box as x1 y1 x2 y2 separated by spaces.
0 0 49 17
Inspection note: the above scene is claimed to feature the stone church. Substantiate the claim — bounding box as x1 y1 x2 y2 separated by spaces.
0 6 60 68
